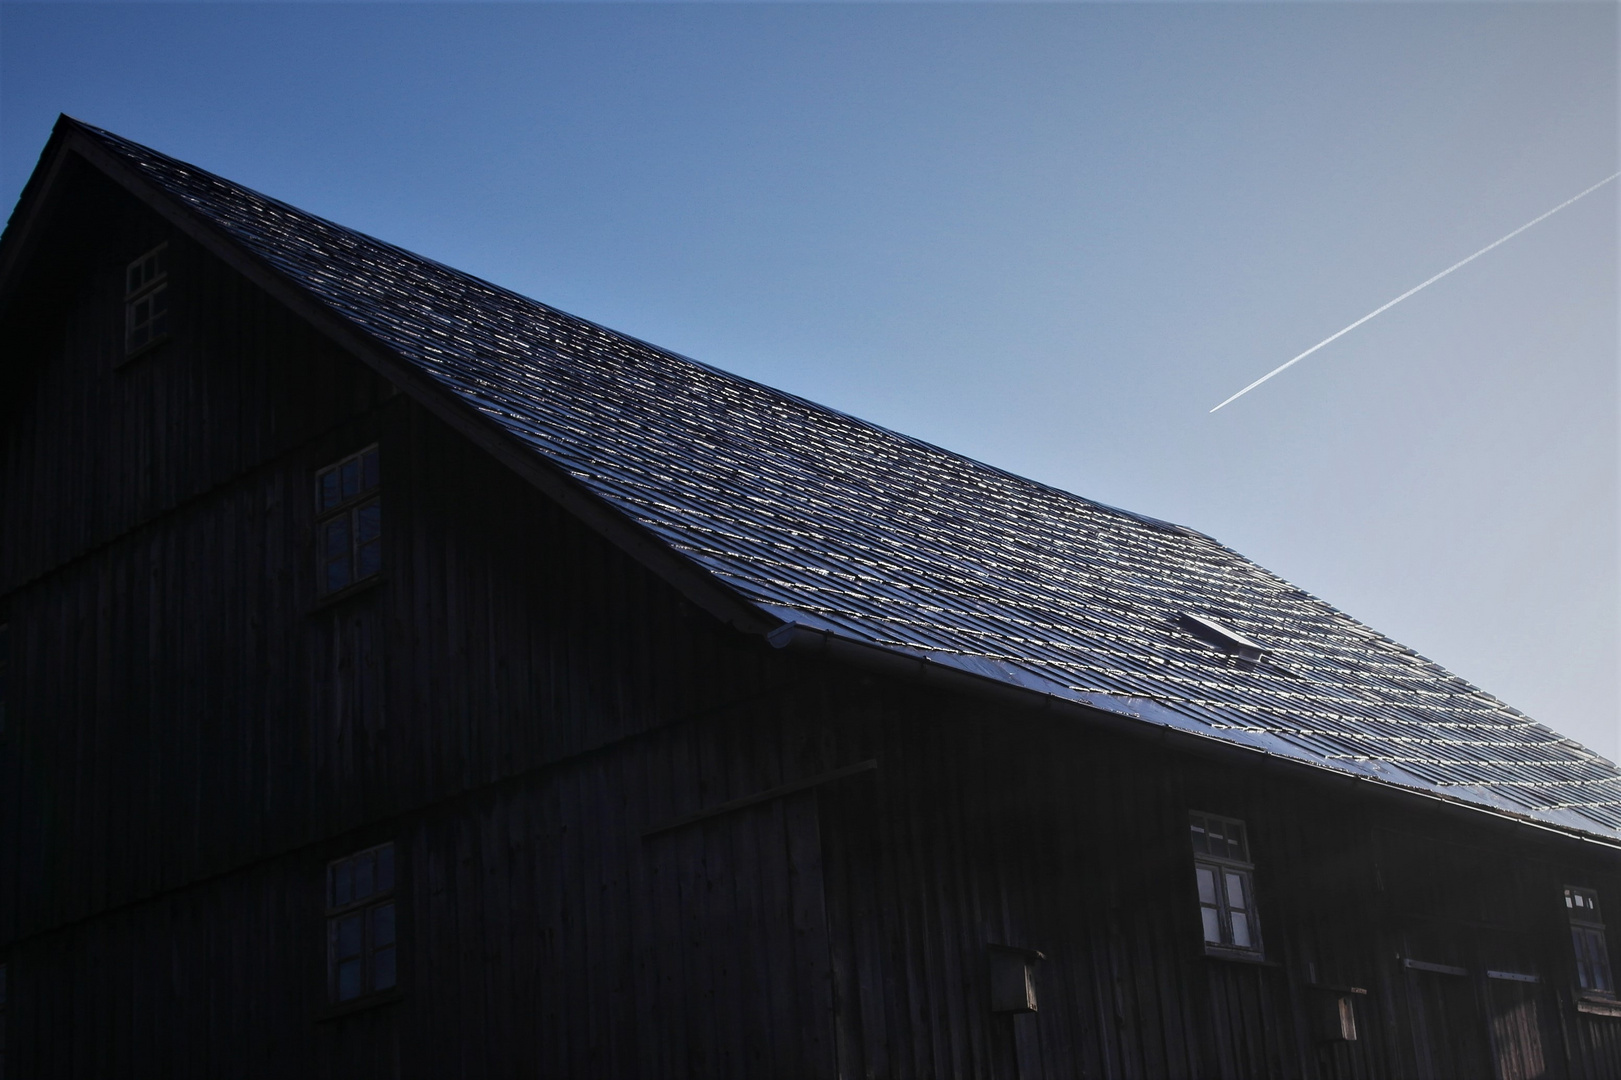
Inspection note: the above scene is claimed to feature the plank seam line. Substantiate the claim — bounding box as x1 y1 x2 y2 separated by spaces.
643 759 878 838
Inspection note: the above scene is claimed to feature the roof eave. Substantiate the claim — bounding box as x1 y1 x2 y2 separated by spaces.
768 620 1621 854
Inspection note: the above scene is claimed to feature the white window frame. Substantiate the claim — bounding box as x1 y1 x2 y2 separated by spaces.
1567 885 1616 997
1190 811 1263 956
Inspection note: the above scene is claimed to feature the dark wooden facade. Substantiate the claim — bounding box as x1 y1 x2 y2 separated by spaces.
4 146 1621 1080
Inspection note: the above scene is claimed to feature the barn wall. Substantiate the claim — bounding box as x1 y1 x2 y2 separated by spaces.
11 646 1621 1080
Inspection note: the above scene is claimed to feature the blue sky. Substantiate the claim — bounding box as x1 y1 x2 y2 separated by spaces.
3 3 1617 754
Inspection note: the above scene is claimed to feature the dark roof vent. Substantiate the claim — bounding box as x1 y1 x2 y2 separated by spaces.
1179 613 1267 665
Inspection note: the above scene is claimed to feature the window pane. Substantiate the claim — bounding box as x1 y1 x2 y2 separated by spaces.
1575 928 1593 989
323 517 351 559
1202 906 1222 944
377 843 394 892
373 902 395 947
361 449 380 491
336 914 364 959
1227 822 1247 860
356 540 382 580
1190 816 1208 854
356 502 381 543
1196 866 1217 905
340 460 360 500
1231 912 1252 949
1225 872 1247 911
320 470 341 511
337 957 363 1001
325 555 353 594
374 945 397 990
1578 927 1615 993
333 860 353 907
355 851 375 900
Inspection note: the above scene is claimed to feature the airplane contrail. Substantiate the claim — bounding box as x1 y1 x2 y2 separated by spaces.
1209 171 1621 414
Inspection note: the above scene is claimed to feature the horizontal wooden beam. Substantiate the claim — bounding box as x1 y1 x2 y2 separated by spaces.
643 759 877 838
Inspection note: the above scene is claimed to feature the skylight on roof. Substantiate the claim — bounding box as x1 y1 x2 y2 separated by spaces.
1178 613 1267 664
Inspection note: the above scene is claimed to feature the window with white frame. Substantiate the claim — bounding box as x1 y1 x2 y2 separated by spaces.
1190 812 1262 954
327 843 397 1003
1567 886 1615 995
124 244 169 354
315 446 381 595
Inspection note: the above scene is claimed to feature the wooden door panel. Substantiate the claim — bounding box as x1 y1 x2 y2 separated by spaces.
644 790 837 1079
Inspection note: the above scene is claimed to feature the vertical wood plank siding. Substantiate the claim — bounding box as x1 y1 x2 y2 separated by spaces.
6 162 1621 1078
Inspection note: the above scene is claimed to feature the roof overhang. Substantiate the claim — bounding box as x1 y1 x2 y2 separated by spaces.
766 619 1621 856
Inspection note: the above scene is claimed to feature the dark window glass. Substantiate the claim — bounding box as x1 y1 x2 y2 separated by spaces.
376 839 395 892
372 903 398 989
374 946 397 991
356 503 383 578
315 448 382 594
327 843 398 1003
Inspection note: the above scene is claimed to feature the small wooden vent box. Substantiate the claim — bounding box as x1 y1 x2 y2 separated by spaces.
1308 986 1363 1041
989 945 1044 1014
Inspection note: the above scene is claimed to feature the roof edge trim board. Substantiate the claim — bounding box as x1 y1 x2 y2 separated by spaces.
0 119 82 327
765 621 1621 854
17 120 776 638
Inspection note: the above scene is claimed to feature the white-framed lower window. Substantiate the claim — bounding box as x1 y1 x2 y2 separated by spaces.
327 842 397 1003
1567 885 1615 995
1190 812 1262 955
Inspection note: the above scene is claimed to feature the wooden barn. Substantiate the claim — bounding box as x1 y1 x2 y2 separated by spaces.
2 115 1620 1079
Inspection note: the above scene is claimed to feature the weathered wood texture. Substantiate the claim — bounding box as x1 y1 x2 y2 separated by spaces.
5 163 1621 1079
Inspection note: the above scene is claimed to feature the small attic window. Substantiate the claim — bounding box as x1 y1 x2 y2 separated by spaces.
316 446 382 595
124 243 169 355
1179 613 1266 665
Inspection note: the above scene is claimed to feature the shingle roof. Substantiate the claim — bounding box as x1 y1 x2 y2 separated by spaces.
69 120 1621 841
